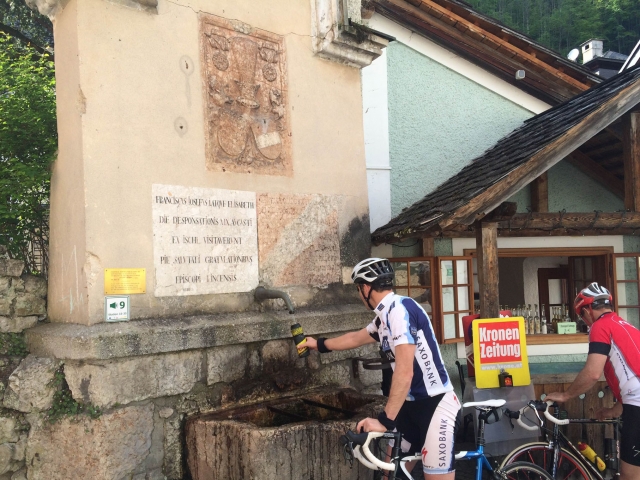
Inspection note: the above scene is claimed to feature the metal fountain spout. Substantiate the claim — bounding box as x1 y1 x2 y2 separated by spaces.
254 286 295 314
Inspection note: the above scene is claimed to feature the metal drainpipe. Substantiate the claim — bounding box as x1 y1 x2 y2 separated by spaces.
254 286 295 314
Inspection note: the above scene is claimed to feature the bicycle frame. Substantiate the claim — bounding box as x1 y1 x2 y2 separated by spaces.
544 417 621 480
528 402 620 480
455 413 495 480
455 445 494 480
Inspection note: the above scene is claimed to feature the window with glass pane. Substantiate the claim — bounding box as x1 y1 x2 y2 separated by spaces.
390 260 408 297
613 254 640 328
388 258 435 308
438 257 473 342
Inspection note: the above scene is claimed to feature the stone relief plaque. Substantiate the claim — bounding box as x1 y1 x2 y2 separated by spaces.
257 193 341 287
152 184 258 296
200 14 291 176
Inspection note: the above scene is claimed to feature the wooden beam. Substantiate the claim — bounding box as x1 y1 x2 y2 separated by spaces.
401 0 591 91
483 201 517 222
421 237 435 256
475 221 499 318
440 227 640 237
438 77 640 229
606 124 623 141
566 150 624 199
374 0 583 102
476 211 640 229
623 111 640 211
435 211 640 237
530 173 548 212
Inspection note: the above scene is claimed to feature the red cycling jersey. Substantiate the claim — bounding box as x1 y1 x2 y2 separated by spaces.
588 312 640 406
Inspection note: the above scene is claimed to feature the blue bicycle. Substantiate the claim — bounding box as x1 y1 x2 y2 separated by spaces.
340 399 552 480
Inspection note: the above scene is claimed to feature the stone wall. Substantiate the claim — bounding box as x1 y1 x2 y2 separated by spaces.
0 259 48 479
0 259 382 479
23 336 380 479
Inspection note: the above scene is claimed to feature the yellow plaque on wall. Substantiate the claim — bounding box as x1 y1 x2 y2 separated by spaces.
104 269 146 295
472 317 530 388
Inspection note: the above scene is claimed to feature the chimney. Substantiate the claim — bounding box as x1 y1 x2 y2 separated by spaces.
581 39 604 63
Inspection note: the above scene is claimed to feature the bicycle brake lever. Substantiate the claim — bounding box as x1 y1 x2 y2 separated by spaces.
342 443 354 467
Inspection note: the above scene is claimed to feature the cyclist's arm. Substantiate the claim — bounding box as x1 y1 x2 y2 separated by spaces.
546 353 607 402
306 328 376 351
384 344 415 420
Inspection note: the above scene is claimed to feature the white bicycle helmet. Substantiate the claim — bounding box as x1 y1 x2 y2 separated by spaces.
574 282 612 316
351 258 394 285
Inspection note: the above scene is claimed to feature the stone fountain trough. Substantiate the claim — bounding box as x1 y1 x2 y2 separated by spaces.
186 388 384 480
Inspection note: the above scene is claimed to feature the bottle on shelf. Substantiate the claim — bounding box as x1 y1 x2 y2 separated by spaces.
564 305 572 322
534 304 541 334
541 304 548 334
527 304 535 335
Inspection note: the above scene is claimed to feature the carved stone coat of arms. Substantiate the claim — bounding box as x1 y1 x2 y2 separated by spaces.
200 14 291 176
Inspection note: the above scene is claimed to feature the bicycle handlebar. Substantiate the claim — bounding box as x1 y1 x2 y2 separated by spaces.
505 400 569 430
343 430 396 471
541 401 570 425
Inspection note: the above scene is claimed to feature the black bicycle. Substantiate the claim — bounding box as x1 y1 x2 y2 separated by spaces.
501 400 622 480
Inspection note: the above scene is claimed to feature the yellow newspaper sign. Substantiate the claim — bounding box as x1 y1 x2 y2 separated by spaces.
472 317 530 388
104 269 146 295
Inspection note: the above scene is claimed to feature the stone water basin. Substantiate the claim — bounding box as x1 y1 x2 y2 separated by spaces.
186 388 384 480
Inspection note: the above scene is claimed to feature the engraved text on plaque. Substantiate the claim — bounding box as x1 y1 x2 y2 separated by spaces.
153 184 259 296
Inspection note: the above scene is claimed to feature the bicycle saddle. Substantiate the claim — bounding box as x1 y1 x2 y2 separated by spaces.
462 399 506 409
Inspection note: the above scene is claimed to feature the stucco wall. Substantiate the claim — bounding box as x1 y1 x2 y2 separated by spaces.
386 42 532 217
507 159 624 213
49 0 370 324
548 161 624 212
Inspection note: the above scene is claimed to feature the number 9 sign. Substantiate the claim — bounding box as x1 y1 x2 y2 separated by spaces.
105 296 130 322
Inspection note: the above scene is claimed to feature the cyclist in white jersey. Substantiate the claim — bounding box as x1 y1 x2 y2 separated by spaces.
306 258 460 480
546 283 640 480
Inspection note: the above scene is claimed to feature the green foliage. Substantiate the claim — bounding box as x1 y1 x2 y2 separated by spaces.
0 332 28 357
47 368 102 423
0 0 53 52
467 0 640 57
0 32 56 275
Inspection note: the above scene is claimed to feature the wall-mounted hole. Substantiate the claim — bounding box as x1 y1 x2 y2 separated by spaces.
174 117 188 137
179 55 194 76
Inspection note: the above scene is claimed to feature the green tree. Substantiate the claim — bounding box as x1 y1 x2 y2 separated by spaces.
0 0 53 52
0 32 56 274
468 0 640 58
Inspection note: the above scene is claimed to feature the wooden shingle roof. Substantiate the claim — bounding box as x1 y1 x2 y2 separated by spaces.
371 65 640 245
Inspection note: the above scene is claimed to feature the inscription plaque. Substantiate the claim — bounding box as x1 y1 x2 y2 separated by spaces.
257 193 341 287
200 14 291 176
153 184 258 296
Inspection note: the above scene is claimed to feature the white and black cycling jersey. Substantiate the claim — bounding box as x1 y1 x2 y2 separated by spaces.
366 292 453 400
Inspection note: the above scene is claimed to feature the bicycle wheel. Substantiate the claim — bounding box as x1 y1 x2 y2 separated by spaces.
501 442 592 480
496 462 554 480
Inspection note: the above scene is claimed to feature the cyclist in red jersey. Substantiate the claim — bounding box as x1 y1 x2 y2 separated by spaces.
546 282 640 480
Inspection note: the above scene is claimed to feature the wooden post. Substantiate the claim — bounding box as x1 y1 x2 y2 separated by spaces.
530 173 549 212
475 221 499 318
623 111 640 211
421 237 435 257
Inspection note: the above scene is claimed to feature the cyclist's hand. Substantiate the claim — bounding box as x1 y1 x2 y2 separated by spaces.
545 391 567 403
595 402 622 420
305 337 318 350
356 417 387 433
594 407 613 421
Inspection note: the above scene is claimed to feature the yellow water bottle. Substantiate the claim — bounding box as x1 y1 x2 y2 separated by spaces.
291 323 310 358
578 442 606 472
